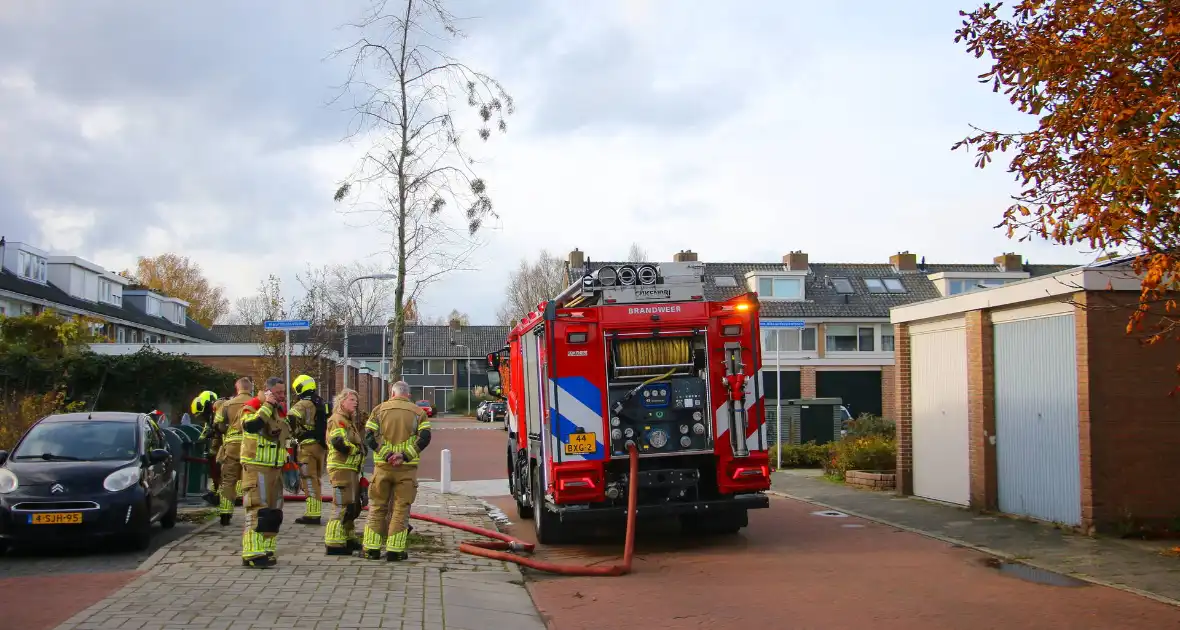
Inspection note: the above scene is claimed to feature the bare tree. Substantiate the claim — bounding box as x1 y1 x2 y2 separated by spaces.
297 261 396 326
222 276 285 325
420 309 470 326
495 250 568 325
626 242 648 263
331 0 514 381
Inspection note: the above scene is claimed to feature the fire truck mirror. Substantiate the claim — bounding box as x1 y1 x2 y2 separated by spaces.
486 370 503 397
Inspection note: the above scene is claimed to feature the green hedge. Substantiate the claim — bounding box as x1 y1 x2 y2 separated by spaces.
768 441 829 469
824 435 896 480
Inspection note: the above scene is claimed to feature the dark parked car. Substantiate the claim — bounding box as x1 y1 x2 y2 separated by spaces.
0 411 180 553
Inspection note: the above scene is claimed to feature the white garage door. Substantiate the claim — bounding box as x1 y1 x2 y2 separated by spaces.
994 312 1081 525
910 321 970 506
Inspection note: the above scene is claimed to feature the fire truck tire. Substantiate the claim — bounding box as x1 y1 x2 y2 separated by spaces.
533 465 567 544
509 449 533 519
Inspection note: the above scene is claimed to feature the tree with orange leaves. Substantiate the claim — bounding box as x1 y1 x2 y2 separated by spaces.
123 254 230 328
954 0 1179 369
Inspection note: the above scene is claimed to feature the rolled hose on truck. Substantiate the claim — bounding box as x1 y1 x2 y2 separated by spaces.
262 443 641 577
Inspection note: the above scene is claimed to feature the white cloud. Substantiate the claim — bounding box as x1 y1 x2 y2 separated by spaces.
1 1 1095 327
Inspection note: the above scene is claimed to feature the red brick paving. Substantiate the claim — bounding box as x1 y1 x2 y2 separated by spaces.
0 570 141 630
488 496 1180 629
417 422 508 482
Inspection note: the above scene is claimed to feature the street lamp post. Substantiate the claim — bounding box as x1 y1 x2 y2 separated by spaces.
342 273 398 389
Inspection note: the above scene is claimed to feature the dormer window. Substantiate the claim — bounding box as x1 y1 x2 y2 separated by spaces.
18 251 47 283
864 278 907 294
146 296 160 317
757 276 803 300
98 278 122 306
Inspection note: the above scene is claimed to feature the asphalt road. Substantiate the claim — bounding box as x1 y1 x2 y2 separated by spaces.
441 422 1180 629
0 518 202 578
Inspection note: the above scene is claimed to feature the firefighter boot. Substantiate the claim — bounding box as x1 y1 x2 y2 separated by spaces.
295 495 321 525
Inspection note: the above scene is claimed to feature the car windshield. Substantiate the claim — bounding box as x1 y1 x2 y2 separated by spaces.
12 420 139 462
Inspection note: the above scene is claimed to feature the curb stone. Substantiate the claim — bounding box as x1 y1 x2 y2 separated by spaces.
767 489 1180 609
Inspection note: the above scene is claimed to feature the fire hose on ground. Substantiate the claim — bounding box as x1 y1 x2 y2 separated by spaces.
184 444 640 577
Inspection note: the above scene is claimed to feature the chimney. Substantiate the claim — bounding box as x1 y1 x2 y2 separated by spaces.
783 250 808 271
673 249 698 262
890 251 917 272
994 252 1023 272
568 248 584 269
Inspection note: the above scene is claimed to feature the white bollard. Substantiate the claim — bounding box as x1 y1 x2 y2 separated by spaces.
440 448 452 494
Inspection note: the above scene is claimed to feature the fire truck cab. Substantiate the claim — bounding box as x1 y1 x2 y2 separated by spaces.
485 260 771 543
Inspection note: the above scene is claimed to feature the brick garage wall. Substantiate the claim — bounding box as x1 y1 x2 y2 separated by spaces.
965 310 997 511
190 356 336 400
880 365 897 420
1080 291 1180 531
892 323 913 495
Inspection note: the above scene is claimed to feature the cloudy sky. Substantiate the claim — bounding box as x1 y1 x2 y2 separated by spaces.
0 1 1097 325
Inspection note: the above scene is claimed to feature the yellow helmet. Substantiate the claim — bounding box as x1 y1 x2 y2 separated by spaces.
191 390 218 415
292 374 316 396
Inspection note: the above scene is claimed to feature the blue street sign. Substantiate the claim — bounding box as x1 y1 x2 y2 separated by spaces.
263 319 311 331
760 320 806 328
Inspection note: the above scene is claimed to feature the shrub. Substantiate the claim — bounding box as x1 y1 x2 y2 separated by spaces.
768 441 829 469
844 413 896 440
0 390 86 450
825 435 896 480
447 389 479 415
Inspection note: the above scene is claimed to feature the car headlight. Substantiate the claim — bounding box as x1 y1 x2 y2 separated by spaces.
0 469 18 494
103 466 141 492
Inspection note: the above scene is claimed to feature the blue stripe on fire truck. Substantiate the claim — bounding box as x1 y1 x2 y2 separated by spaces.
547 376 606 461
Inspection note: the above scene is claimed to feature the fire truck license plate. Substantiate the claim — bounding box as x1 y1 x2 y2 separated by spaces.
565 433 596 455
30 512 82 525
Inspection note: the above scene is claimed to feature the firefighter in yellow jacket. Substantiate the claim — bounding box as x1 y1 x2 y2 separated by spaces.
324 388 365 555
289 374 328 525
362 380 432 561
239 378 290 568
191 390 227 507
213 377 255 526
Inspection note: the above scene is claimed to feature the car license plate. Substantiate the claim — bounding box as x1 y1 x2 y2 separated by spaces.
29 512 83 525
564 432 596 455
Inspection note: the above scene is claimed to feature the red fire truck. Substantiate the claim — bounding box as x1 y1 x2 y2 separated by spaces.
484 260 771 543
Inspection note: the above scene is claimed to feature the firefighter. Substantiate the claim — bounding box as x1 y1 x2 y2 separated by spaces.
289 374 329 525
323 388 364 555
362 380 432 561
213 377 254 526
239 378 289 568
191 390 228 507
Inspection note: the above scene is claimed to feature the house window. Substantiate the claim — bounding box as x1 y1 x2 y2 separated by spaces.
17 251 47 283
865 278 909 294
881 329 895 352
757 276 803 299
146 297 160 316
831 278 854 294
427 359 452 375
825 325 880 352
403 360 424 375
117 327 126 343
762 327 817 352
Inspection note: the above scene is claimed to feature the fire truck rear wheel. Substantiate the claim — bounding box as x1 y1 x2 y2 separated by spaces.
510 449 533 519
532 465 567 544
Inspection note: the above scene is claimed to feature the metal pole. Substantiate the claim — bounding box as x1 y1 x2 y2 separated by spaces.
466 346 471 417
380 325 387 403
776 331 782 471
343 319 350 389
285 329 292 405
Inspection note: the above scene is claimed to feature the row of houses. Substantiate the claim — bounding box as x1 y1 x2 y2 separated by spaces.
7 237 1175 532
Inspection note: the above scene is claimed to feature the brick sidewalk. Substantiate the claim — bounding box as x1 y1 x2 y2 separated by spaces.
53 485 545 630
772 470 1180 606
